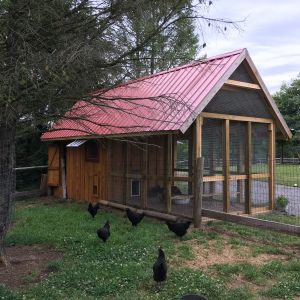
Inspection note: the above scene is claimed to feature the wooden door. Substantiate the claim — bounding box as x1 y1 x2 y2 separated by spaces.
48 144 60 186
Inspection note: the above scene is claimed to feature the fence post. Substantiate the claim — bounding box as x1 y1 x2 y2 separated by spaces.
194 157 204 228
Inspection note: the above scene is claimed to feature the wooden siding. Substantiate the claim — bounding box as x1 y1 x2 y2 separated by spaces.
66 141 107 202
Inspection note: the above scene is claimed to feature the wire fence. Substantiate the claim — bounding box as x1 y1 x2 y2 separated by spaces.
10 157 300 234
15 166 48 191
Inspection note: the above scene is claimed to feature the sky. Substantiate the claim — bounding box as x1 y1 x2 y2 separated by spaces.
197 0 300 94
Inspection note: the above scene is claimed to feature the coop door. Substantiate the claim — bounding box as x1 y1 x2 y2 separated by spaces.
48 144 60 186
229 121 247 211
92 174 99 197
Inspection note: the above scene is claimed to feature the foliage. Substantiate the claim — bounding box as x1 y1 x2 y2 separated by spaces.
276 195 289 208
126 1 199 78
274 75 300 158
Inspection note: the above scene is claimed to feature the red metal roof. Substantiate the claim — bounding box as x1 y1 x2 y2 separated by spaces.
41 49 256 140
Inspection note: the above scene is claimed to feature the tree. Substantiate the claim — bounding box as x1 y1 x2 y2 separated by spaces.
273 75 300 159
125 0 199 78
0 0 238 264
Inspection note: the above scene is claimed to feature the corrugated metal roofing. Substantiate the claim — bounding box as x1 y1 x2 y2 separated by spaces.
41 48 291 140
66 140 87 147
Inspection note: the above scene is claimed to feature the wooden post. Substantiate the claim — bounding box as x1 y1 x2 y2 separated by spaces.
166 134 173 213
188 135 193 195
193 116 202 223
268 122 275 210
237 132 244 203
60 146 67 199
194 157 204 228
245 122 252 214
209 134 215 200
223 119 230 212
123 142 129 205
142 139 148 209
106 140 112 202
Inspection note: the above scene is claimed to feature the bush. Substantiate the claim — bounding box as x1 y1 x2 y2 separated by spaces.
276 196 289 208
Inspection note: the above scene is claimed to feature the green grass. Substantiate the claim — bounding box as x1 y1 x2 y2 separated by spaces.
259 212 300 226
251 163 300 187
1 198 300 299
274 164 300 187
206 163 300 186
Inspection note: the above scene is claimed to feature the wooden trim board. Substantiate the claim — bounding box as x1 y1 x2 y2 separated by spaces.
201 112 273 124
224 79 261 90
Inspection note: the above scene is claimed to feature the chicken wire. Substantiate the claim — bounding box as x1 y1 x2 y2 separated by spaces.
106 136 193 218
201 119 272 214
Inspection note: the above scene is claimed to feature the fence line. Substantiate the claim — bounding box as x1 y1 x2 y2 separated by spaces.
14 165 48 171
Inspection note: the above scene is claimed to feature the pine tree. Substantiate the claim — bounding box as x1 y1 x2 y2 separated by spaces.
125 1 199 78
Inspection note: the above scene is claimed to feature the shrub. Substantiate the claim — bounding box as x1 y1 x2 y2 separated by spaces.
276 196 289 208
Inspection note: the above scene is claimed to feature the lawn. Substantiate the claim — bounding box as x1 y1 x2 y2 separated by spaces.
274 164 300 187
1 198 300 300
203 163 300 187
251 163 300 187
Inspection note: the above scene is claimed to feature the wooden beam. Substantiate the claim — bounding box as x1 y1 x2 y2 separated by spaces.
202 173 269 182
123 142 129 205
252 173 270 179
223 119 230 212
202 209 300 236
113 173 269 182
224 79 261 90
201 112 272 124
236 139 244 203
98 200 178 222
268 122 275 210
165 134 173 214
60 146 67 199
194 157 204 228
194 116 202 158
203 175 225 182
142 139 148 209
193 116 202 222
245 122 252 214
106 140 112 202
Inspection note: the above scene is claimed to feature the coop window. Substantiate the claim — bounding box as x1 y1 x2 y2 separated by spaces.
85 141 99 162
131 180 140 197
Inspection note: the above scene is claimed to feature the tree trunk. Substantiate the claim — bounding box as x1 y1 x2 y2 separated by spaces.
0 123 15 266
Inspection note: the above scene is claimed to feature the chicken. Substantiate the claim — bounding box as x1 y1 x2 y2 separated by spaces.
165 220 191 238
125 208 145 226
97 221 110 242
88 202 100 218
153 248 167 284
180 295 208 300
171 185 182 196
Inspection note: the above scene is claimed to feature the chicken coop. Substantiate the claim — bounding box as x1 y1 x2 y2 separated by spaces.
42 49 291 222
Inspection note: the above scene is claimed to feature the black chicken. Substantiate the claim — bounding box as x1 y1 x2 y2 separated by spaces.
88 202 100 218
153 248 167 284
125 208 145 226
166 220 191 238
171 185 182 196
180 295 208 300
97 221 110 242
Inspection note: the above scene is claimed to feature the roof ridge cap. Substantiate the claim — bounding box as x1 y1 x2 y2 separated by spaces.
107 48 246 90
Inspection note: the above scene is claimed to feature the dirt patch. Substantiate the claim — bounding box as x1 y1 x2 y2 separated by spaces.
0 244 63 289
182 240 287 269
